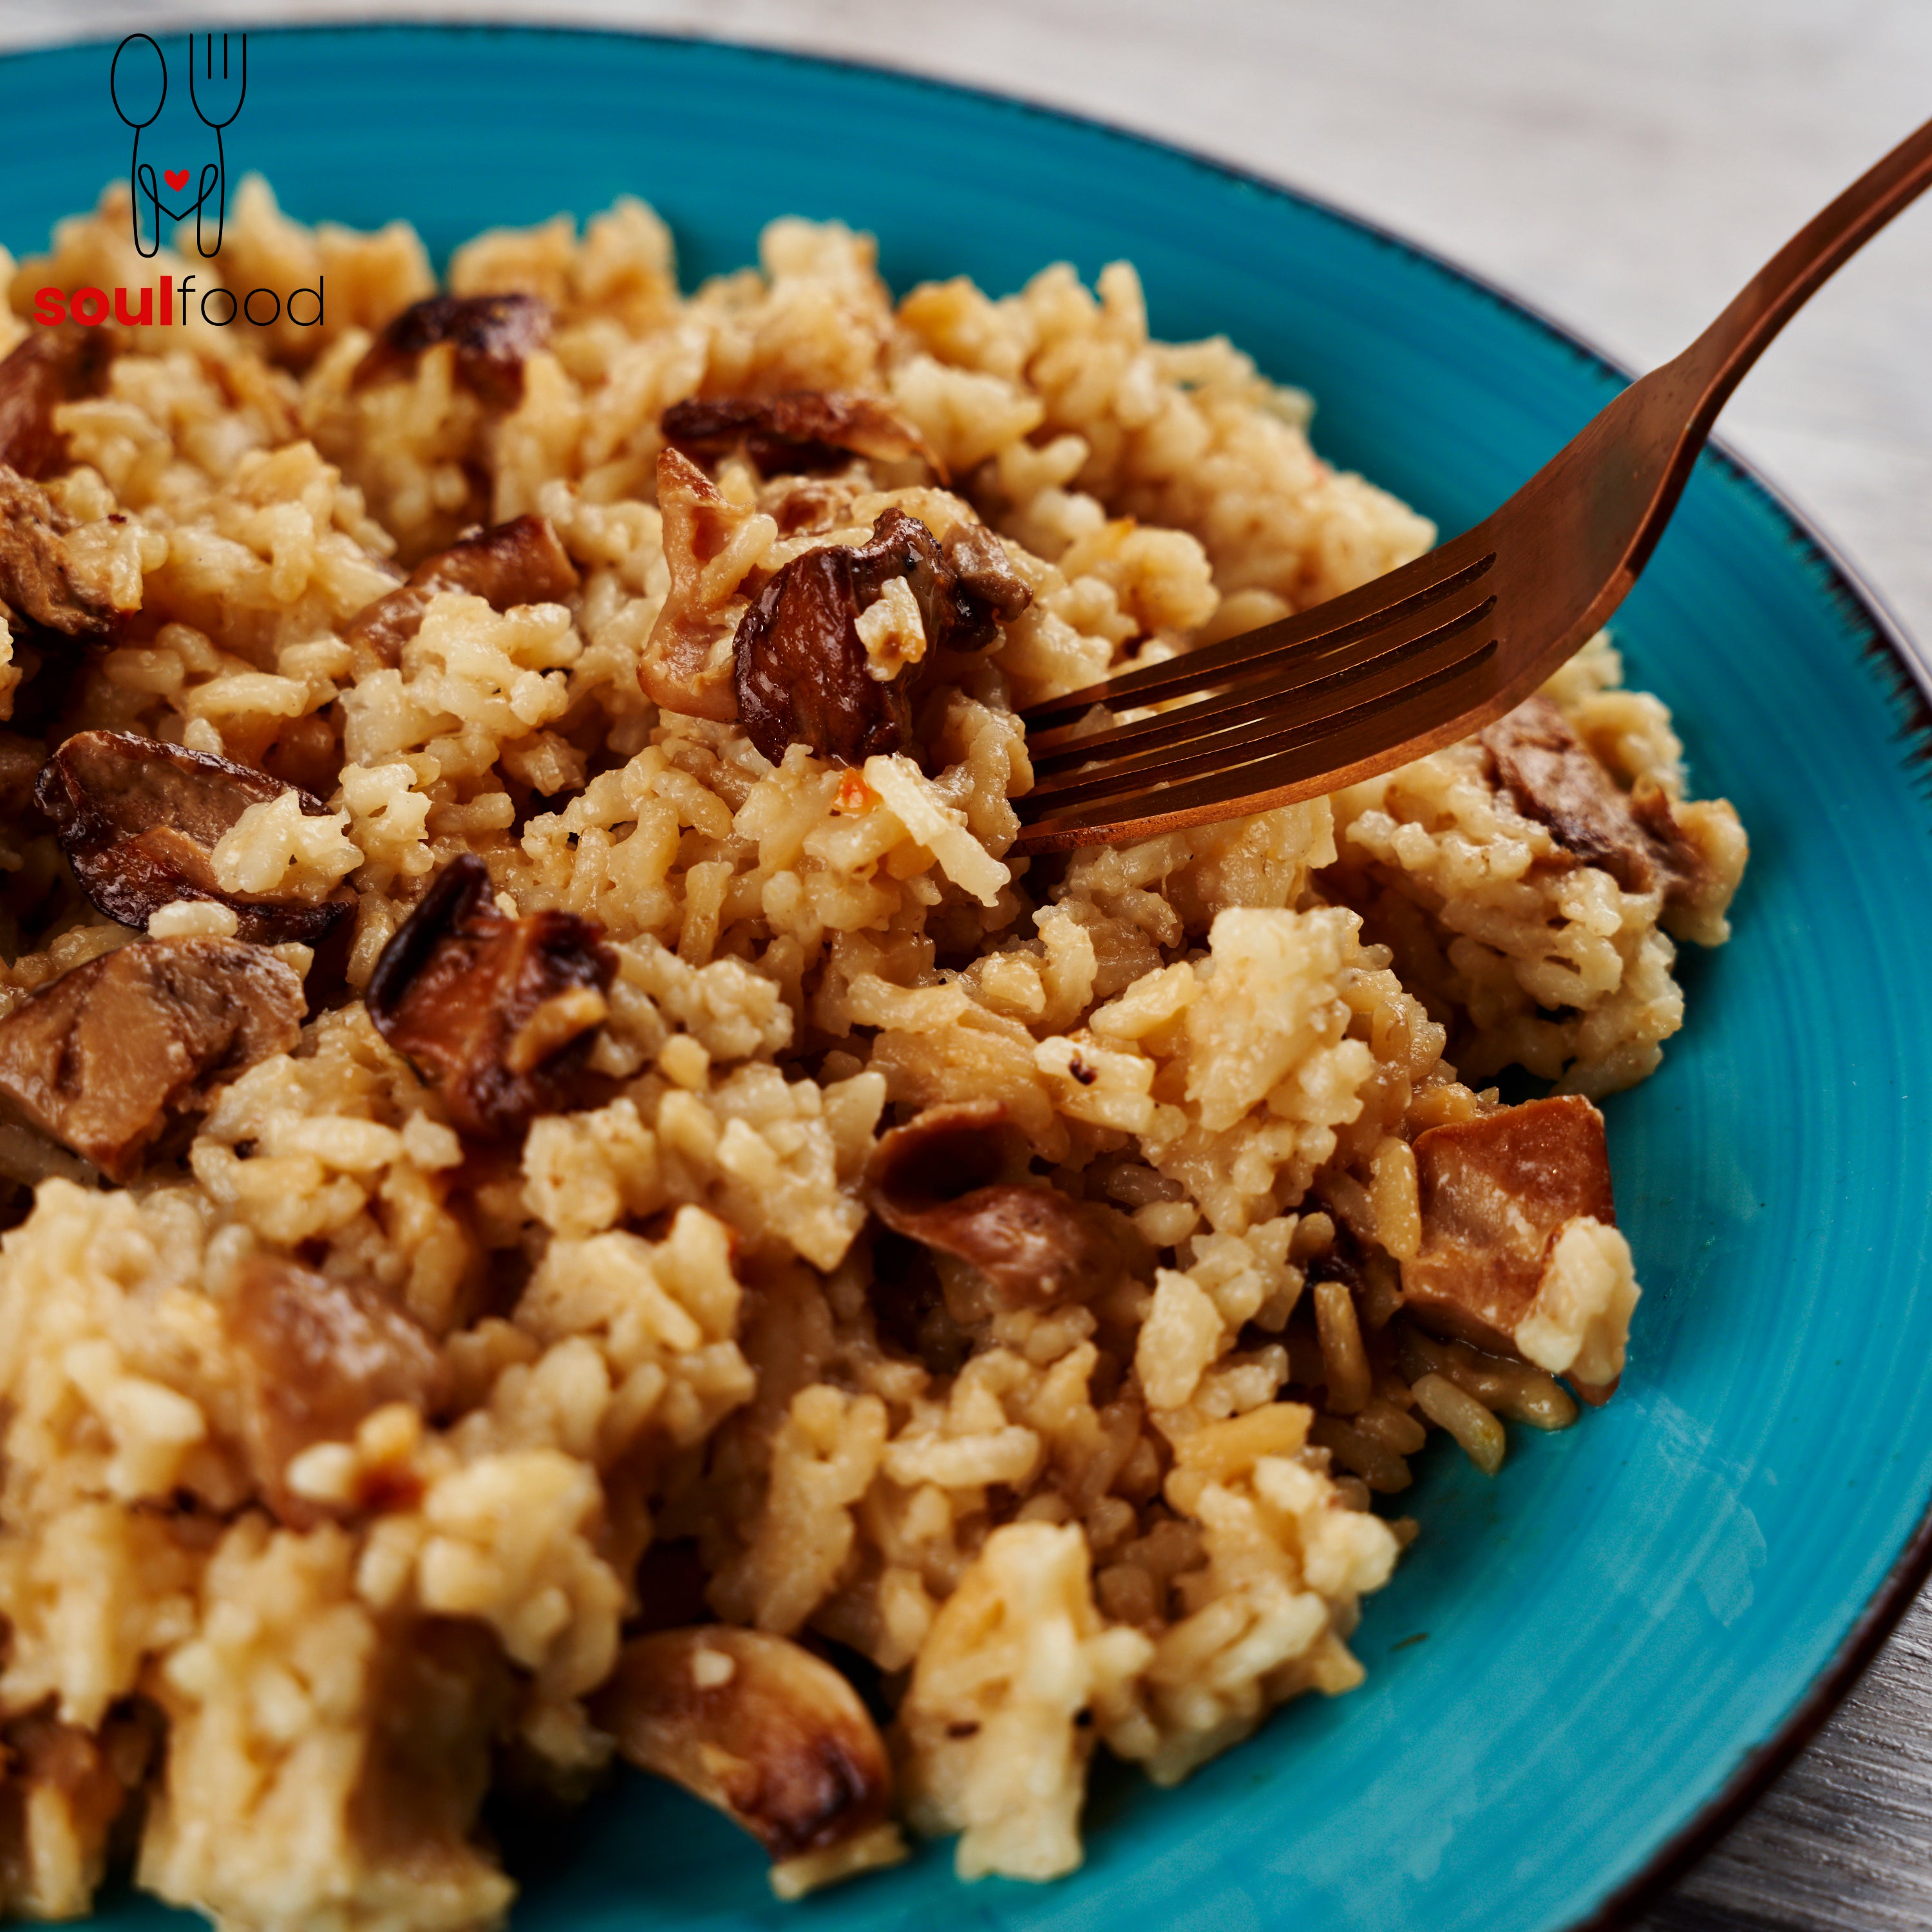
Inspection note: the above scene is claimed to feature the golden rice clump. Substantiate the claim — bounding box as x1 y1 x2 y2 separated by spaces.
0 176 1743 1932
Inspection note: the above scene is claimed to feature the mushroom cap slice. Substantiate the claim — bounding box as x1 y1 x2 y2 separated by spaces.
661 390 942 478
365 854 615 1141
352 291 551 409
864 1100 1146 1311
345 513 581 668
638 448 753 723
1402 1094 1624 1399
732 508 1032 766
732 538 910 767
0 328 109 480
0 937 304 1181
225 1255 448 1526
0 464 119 642
352 284 553 406
595 1626 904 1892
1481 696 1705 902
35 730 354 947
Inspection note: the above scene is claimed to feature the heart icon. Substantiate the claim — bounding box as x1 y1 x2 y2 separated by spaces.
164 168 190 192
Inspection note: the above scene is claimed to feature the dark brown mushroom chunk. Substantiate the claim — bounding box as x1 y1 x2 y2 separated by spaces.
638 448 755 722
940 520 1033 633
0 937 303 1182
732 509 1032 764
225 1255 448 1526
0 465 119 642
35 730 354 947
0 329 110 480
365 854 616 1141
594 1627 901 1889
1629 778 1713 907
1401 1094 1619 1396
1480 696 1703 903
733 536 908 766
867 1227 971 1376
662 390 942 479
345 513 581 667
864 1099 1145 1312
352 292 551 408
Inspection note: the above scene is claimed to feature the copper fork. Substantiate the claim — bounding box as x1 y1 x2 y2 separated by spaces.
1013 113 1932 855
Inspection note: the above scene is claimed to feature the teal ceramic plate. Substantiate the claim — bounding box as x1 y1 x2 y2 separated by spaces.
5 25 1931 1932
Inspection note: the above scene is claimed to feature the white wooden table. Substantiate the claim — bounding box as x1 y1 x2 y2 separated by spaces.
6 3 1931 1926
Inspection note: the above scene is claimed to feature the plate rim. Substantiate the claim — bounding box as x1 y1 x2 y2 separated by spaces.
8 19 1932 1927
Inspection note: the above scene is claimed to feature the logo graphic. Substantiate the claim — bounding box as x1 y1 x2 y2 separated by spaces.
109 33 247 260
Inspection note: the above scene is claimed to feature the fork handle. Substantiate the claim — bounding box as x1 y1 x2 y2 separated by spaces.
1680 112 1932 424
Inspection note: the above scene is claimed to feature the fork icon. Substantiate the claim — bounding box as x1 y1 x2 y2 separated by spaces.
187 33 246 258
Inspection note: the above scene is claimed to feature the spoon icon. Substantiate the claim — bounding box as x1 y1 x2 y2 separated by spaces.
108 33 167 258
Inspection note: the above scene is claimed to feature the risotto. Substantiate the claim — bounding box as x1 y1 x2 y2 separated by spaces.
0 177 1745 1931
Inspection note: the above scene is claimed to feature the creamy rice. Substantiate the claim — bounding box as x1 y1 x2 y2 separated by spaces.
0 176 1745 1930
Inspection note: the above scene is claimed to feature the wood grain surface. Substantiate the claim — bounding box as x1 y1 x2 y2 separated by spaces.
4 4 1930 1928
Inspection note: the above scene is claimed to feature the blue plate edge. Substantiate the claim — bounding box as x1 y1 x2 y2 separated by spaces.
11 21 1932 1930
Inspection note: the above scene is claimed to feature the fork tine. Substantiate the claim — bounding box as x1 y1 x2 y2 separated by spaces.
1023 625 1498 812
1027 588 1496 779
1020 542 1496 732
1015 638 1502 847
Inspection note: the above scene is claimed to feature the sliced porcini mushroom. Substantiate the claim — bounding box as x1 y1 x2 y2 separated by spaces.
345 512 582 667
939 519 1033 631
365 853 616 1140
0 328 110 480
1401 1094 1622 1397
594 1627 904 1896
352 292 551 408
1481 697 1703 902
0 937 303 1181
661 390 942 478
732 537 907 766
867 1227 971 1376
864 1099 1144 1312
226 1255 448 1526
1627 779 1713 907
34 730 354 947
732 508 1032 766
0 464 119 642
638 448 754 722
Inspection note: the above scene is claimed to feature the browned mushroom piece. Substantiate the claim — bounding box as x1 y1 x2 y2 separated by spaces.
345 513 582 667
594 1627 904 1895
940 520 1033 632
351 292 551 408
732 508 1034 766
364 854 616 1141
0 465 119 643
0 937 304 1182
1401 1094 1617 1388
662 390 942 480
0 329 110 480
34 730 354 947
225 1255 448 1526
1628 779 1714 907
1480 696 1704 903
638 448 754 723
864 1100 1144 1312
732 538 909 766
